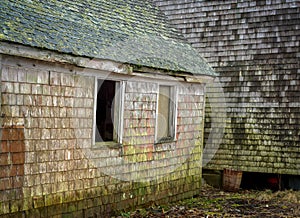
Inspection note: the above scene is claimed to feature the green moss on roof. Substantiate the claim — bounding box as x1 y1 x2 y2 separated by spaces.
0 0 216 76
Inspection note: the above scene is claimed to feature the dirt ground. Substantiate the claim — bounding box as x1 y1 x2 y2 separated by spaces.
117 185 300 218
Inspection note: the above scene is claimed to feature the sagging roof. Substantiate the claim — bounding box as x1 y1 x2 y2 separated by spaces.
0 0 216 76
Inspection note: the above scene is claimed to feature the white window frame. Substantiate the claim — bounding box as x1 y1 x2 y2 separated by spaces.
93 77 125 146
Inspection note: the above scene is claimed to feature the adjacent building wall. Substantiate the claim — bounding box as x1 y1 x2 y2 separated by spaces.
0 54 206 216
153 0 300 174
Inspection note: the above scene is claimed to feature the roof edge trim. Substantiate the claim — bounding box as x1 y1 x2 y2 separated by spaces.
132 65 215 83
0 41 131 74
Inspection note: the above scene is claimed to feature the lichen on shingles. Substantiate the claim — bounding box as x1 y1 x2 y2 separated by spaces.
0 0 216 76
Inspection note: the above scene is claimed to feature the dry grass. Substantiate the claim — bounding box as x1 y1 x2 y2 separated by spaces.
117 185 300 217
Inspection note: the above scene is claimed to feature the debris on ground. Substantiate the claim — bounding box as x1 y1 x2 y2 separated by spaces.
117 184 300 217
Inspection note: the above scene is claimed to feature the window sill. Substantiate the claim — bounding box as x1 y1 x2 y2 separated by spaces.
154 139 176 152
154 137 176 145
92 141 122 150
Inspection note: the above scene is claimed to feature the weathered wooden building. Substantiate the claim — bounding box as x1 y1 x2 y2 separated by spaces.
0 0 217 216
153 0 300 188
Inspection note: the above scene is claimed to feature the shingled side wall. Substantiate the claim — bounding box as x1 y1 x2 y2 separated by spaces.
0 55 205 217
153 0 300 175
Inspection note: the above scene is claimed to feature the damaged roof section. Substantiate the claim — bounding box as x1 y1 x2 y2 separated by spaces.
0 0 216 76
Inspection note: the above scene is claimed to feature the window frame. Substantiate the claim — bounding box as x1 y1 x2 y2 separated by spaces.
93 77 125 146
155 84 177 143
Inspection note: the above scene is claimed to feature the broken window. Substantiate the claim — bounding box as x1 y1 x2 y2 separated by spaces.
95 79 123 143
156 85 176 142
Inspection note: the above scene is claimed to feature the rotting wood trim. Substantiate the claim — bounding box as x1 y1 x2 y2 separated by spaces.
185 75 215 84
132 65 215 84
131 71 185 82
0 41 131 74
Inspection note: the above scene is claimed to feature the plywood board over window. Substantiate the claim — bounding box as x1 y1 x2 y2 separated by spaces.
156 85 177 143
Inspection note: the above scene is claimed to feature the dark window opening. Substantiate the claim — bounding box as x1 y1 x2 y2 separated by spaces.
96 80 116 142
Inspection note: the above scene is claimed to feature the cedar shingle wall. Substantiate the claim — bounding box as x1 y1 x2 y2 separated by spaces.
0 55 205 216
153 0 300 174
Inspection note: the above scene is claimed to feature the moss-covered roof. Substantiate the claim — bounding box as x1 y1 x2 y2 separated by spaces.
0 0 216 76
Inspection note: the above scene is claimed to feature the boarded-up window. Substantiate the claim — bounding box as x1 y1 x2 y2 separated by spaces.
95 79 122 143
156 85 175 142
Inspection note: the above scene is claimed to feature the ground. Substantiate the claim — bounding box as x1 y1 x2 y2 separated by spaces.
117 185 300 218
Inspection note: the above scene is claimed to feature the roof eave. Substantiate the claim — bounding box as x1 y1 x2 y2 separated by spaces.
0 41 131 74
0 41 216 83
